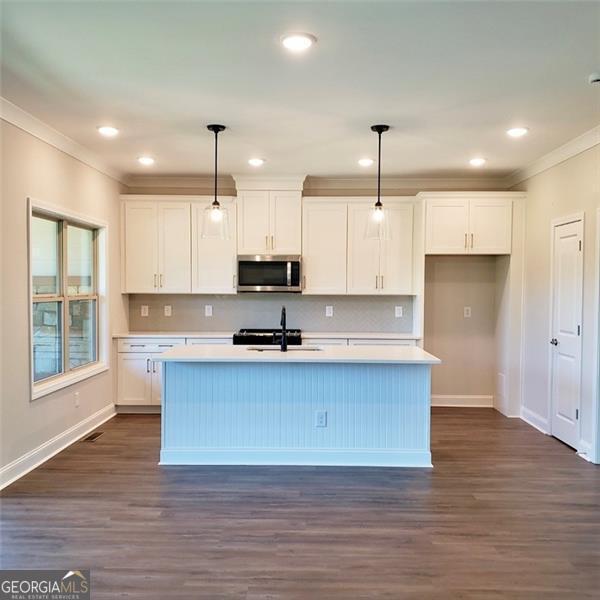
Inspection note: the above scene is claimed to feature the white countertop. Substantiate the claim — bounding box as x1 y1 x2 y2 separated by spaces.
113 331 419 340
155 344 440 365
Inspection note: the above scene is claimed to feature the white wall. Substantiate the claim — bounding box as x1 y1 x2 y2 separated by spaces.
514 145 600 457
0 120 128 483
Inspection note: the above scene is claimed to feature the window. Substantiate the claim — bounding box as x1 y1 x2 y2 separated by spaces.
32 214 99 383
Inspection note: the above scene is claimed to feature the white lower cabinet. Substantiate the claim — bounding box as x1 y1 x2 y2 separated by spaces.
116 338 185 406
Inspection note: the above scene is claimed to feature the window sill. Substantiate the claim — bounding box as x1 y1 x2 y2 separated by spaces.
32 362 109 401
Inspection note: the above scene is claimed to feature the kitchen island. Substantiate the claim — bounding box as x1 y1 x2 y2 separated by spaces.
155 345 440 467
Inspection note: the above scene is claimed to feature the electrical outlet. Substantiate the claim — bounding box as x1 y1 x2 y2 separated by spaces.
204 305 213 317
464 306 472 318
164 305 172 317
395 306 403 318
315 410 327 427
74 391 80 408
325 305 334 318
140 305 149 317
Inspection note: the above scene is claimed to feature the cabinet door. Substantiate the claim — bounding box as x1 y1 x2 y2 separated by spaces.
237 191 270 254
425 199 469 254
379 204 414 294
123 202 158 293
270 191 302 254
302 201 347 294
347 203 381 294
157 202 191 293
191 199 237 294
151 358 162 405
469 198 512 254
117 353 152 405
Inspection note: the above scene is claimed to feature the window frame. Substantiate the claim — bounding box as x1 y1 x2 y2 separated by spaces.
29 198 109 400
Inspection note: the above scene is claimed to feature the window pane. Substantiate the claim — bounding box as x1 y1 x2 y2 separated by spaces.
32 302 63 381
32 216 59 295
68 225 94 295
69 299 97 369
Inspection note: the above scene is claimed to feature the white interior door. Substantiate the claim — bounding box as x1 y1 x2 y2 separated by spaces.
123 202 158 293
469 197 512 254
550 219 583 449
117 353 152 405
157 202 191 293
191 199 237 294
347 203 380 294
379 204 414 294
302 201 347 294
237 191 270 254
270 191 302 254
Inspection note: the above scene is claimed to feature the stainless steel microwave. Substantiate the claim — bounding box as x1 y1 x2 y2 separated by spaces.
237 255 302 292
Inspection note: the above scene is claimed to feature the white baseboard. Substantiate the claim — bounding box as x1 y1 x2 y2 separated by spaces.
431 394 494 408
520 407 550 434
0 404 116 490
116 405 161 414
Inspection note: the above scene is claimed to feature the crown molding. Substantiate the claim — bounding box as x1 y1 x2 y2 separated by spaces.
232 175 307 191
123 174 235 189
0 97 125 183
503 124 600 188
303 176 508 193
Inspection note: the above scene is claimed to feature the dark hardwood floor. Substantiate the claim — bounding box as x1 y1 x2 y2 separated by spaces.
1 408 599 599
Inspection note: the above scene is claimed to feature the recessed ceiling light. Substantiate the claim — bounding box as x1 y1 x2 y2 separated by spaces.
281 32 317 53
469 157 486 167
506 127 529 138
248 158 265 167
358 158 374 167
97 125 119 137
137 156 155 166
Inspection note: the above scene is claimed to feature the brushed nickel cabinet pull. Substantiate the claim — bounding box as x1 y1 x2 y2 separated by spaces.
271 235 274 250
152 361 157 374
265 235 269 251
146 358 150 373
381 275 384 289
159 274 163 288
302 275 306 290
233 274 236 288
464 233 467 249
375 275 379 289
154 273 158 288
471 233 474 249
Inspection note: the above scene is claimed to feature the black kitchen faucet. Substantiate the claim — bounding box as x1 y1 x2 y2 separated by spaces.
280 306 287 352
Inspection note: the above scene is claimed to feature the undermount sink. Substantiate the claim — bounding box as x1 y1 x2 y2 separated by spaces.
246 346 323 352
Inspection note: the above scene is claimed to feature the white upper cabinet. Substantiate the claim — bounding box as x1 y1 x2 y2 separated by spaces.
270 191 302 254
236 188 302 255
237 191 271 254
423 193 513 255
347 203 381 294
157 202 192 293
191 197 237 294
122 196 192 293
123 201 159 293
347 200 414 295
469 197 512 254
425 198 470 254
302 200 347 294
379 204 414 295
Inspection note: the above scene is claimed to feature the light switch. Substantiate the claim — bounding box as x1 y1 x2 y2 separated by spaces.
164 305 172 317
325 305 334 318
395 306 403 318
464 306 472 318
140 305 149 317
204 305 213 317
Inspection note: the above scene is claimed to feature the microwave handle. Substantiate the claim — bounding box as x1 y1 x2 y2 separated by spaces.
286 261 292 287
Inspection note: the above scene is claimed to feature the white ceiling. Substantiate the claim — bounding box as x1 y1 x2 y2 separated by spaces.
1 1 599 179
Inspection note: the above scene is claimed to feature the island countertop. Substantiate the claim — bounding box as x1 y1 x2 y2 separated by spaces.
155 344 440 365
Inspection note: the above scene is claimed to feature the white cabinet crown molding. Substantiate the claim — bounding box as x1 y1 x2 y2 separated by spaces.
232 175 306 191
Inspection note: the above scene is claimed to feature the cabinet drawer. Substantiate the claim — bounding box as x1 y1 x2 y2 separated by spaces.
304 338 348 346
186 338 232 345
117 338 185 353
347 338 416 346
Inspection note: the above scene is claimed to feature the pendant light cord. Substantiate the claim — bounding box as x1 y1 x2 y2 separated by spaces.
377 130 382 207
213 129 218 206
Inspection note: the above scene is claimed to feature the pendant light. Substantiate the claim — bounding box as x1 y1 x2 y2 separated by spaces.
365 124 391 240
202 124 229 239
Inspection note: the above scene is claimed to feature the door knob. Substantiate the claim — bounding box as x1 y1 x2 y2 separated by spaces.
550 338 558 346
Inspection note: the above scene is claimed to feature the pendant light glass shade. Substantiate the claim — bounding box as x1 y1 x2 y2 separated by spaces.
201 124 229 239
365 124 391 240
